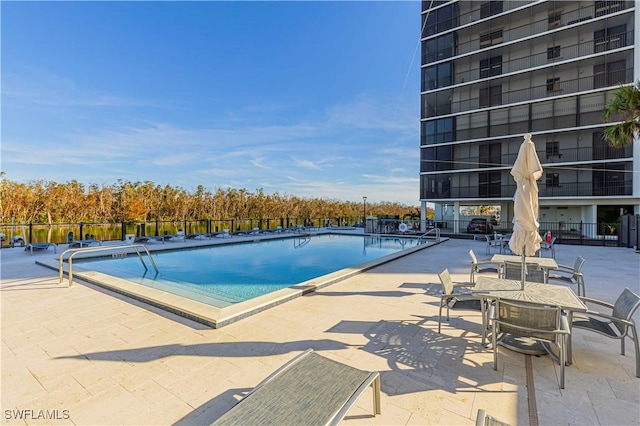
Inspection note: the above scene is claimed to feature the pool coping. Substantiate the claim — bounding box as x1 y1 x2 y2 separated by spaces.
36 233 447 328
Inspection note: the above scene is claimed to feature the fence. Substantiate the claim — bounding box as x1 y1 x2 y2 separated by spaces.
1 216 638 249
0 217 362 246
368 217 639 249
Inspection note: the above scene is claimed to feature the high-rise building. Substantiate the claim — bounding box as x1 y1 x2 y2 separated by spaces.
420 1 639 235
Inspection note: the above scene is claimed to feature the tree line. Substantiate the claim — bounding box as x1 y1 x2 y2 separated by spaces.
0 175 425 225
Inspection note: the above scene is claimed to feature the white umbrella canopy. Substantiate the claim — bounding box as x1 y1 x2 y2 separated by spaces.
509 133 543 263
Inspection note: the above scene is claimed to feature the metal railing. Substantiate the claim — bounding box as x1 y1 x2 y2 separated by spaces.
59 244 158 287
418 227 441 242
370 219 630 248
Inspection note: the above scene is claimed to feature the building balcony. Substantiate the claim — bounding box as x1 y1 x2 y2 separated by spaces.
422 34 634 91
421 145 634 172
422 67 634 118
421 1 633 60
423 181 633 200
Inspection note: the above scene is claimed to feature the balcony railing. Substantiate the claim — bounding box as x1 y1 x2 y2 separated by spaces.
423 34 634 89
421 145 634 172
422 66 634 117
423 181 633 199
422 1 633 61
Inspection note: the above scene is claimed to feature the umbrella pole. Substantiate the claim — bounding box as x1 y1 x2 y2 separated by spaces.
521 251 526 290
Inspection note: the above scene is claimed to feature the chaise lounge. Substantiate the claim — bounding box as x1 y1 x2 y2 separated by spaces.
210 349 381 426
24 242 57 255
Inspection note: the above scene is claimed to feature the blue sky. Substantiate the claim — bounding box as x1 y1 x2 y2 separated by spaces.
2 1 421 205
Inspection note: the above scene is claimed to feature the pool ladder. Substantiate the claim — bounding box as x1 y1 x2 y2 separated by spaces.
59 244 159 287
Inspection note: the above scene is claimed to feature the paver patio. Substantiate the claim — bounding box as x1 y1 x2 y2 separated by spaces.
1 236 638 425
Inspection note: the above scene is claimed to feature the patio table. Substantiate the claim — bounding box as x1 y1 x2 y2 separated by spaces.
473 276 586 361
491 254 558 282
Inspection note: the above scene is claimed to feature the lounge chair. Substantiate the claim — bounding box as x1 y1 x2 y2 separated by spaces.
134 236 154 243
161 231 186 242
69 239 102 248
210 349 381 426
571 288 640 377
24 242 57 255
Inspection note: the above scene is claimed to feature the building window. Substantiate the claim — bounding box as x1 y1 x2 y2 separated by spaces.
480 30 503 48
479 143 502 168
479 171 502 197
594 25 627 53
595 1 624 17
479 85 502 107
423 62 453 90
593 60 626 89
548 12 562 29
422 33 457 63
480 1 503 19
422 118 455 145
546 173 560 187
480 56 502 78
422 3 459 37
547 46 561 60
546 78 561 93
546 141 561 158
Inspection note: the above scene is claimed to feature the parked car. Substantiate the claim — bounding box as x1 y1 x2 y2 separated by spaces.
466 218 494 234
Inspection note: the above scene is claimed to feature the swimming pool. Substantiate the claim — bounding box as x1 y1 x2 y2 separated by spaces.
74 234 424 305
45 233 442 328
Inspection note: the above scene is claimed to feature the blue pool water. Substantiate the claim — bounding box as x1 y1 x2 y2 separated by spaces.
74 234 428 308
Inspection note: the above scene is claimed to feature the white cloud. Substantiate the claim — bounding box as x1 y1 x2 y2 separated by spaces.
3 77 421 204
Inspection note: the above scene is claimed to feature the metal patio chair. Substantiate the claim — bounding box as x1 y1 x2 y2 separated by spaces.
476 409 511 426
572 288 640 378
490 299 570 388
538 236 557 258
502 261 545 283
485 234 503 256
547 256 586 296
469 249 499 283
437 269 476 333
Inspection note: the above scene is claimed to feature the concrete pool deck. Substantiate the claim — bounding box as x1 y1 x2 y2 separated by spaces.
1 233 639 425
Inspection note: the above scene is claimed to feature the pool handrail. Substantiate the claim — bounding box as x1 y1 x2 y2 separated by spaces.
418 228 441 242
58 244 158 287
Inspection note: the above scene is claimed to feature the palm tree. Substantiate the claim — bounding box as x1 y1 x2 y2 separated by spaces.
602 81 640 147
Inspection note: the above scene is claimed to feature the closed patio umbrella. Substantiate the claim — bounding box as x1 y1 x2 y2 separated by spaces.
508 133 543 289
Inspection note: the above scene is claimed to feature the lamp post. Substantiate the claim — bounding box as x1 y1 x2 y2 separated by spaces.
363 196 367 227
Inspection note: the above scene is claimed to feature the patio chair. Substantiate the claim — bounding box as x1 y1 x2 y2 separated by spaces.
485 235 502 256
502 262 544 283
469 249 499 283
490 299 570 388
437 269 476 333
538 236 557 258
572 288 640 378
210 349 381 426
547 256 586 296
475 409 511 426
